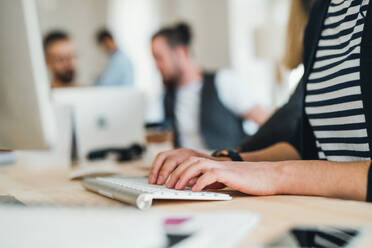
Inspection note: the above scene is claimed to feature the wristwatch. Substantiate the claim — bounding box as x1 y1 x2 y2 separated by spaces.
211 149 243 161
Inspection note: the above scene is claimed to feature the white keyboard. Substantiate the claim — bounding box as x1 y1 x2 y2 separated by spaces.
82 176 232 210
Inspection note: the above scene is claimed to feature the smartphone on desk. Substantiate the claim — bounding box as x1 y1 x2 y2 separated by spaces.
266 226 365 248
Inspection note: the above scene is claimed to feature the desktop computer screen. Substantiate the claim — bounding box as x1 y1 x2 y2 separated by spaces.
0 0 55 150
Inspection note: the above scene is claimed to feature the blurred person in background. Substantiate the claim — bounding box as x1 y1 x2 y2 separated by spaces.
238 0 316 153
95 28 134 87
149 1 372 235
151 23 270 151
43 31 78 89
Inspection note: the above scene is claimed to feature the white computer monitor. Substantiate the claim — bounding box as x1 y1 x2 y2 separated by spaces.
53 87 146 163
0 0 55 150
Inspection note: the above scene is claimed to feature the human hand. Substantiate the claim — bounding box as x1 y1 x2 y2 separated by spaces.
166 157 278 196
148 148 212 185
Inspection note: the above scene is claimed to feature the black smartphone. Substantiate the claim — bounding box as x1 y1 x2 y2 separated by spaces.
266 226 364 248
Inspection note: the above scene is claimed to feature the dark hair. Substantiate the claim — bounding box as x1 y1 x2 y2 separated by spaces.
152 22 192 48
96 28 113 44
43 30 69 51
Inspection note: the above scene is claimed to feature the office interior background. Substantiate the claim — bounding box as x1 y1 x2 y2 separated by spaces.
3 1 372 246
36 0 301 123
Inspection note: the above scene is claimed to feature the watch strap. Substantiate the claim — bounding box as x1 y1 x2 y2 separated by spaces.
212 149 243 161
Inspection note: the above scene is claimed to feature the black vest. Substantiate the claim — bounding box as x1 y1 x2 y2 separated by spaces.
164 72 247 150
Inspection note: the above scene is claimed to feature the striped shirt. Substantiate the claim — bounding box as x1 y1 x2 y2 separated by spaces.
305 0 371 162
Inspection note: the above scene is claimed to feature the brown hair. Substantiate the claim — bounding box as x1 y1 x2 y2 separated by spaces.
282 0 314 69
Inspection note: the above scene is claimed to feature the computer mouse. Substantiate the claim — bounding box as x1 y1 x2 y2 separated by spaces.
69 164 121 180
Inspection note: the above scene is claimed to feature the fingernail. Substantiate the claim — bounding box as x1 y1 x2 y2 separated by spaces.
175 181 181 189
157 176 163 184
149 175 154 183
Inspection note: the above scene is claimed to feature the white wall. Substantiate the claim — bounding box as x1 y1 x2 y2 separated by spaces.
160 0 231 70
107 0 164 123
228 0 290 107
36 0 108 85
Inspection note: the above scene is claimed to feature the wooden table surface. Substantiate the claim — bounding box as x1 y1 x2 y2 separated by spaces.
1 162 372 247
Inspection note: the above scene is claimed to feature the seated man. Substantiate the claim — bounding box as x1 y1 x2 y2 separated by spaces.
151 23 270 151
149 0 372 206
95 29 134 87
43 31 78 88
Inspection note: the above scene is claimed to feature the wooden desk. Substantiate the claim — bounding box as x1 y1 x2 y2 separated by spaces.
1 163 372 247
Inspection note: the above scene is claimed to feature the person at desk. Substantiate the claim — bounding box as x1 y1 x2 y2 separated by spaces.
151 23 270 151
43 31 78 89
238 0 315 153
149 0 372 205
95 29 134 87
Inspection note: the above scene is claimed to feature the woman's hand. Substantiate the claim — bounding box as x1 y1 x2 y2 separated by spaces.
149 148 213 185
166 157 280 196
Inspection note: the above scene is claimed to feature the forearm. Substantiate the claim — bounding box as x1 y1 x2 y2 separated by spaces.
239 142 301 162
273 160 371 201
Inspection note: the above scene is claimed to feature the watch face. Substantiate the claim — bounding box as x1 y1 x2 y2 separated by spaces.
220 150 229 156
212 150 230 157
213 150 243 161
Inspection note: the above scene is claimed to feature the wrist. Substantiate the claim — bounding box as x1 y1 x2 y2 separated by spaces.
240 151 267 162
271 161 300 195
262 162 287 195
